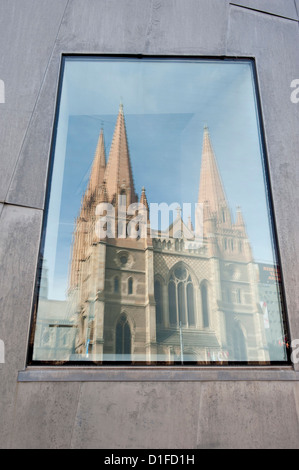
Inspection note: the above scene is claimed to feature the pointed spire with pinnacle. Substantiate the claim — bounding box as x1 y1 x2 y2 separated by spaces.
104 103 137 205
198 126 228 215
88 128 106 194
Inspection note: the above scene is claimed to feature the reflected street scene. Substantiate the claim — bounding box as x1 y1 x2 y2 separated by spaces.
31 57 288 364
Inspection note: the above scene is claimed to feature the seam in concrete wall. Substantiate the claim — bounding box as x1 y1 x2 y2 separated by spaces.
230 2 299 21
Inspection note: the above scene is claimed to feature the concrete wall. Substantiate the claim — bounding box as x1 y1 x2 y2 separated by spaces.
1 0 299 448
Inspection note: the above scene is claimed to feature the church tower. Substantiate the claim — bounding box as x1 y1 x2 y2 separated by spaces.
69 128 106 291
195 126 267 361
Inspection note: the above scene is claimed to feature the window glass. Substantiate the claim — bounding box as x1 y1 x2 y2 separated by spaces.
30 57 288 364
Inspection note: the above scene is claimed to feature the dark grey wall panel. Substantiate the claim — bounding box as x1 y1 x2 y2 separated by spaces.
10 381 299 449
0 0 68 202
57 0 229 55
70 382 201 449
6 55 62 209
0 204 42 448
227 6 299 364
230 0 298 19
196 382 299 448
0 0 68 112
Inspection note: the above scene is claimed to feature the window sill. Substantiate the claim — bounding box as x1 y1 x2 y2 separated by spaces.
17 365 299 382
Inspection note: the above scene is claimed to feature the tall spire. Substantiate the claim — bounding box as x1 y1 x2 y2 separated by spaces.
88 128 106 194
104 104 137 205
198 126 228 214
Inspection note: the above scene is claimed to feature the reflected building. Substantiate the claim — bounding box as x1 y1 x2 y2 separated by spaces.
67 104 271 363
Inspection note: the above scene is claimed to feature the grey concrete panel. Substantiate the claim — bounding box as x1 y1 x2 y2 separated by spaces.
70 382 201 449
0 204 42 448
196 382 299 448
230 0 299 20
5 54 62 209
0 0 68 203
13 381 299 449
58 0 229 55
227 6 299 360
6 0 229 209
0 109 31 202
10 382 81 449
0 0 68 113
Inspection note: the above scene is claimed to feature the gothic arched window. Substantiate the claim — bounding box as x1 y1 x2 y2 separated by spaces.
116 315 131 357
168 266 196 327
154 280 163 325
201 282 209 328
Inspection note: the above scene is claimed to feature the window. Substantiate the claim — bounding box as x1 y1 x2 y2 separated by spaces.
128 277 133 295
29 56 289 365
168 266 195 328
114 277 119 293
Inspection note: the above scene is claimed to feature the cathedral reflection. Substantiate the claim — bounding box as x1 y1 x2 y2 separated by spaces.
33 105 287 364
